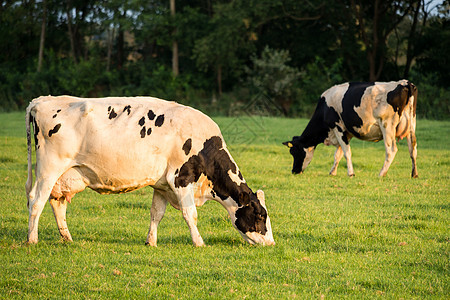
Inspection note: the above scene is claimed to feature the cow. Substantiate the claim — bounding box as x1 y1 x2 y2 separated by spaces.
283 80 418 177
26 96 275 246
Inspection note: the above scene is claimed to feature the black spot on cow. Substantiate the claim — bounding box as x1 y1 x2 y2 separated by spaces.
155 114 165 127
109 108 117 119
31 116 40 148
211 190 216 198
108 106 111 112
52 109 61 119
174 136 268 234
342 133 349 145
138 117 145 126
175 169 179 175
387 84 408 117
182 138 192 155
300 97 336 147
175 136 236 200
27 119 32 149
123 105 131 115
324 105 341 130
147 110 156 120
341 82 375 138
48 123 61 137
147 127 152 136
140 126 146 138
238 171 243 180
235 197 267 235
334 125 350 144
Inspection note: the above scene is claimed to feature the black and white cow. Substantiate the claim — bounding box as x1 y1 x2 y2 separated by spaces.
283 80 418 177
26 96 274 246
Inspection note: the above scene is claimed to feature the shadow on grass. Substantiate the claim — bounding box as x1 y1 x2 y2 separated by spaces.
25 232 246 248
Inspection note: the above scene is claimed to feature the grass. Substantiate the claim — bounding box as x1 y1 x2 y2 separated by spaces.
0 111 449 299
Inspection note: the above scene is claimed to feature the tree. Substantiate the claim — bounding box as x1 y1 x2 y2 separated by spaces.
37 0 47 72
246 47 300 115
193 2 254 96
170 0 179 76
349 0 419 81
415 5 450 87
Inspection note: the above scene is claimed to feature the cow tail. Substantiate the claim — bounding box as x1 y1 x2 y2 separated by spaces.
409 82 418 144
25 103 33 198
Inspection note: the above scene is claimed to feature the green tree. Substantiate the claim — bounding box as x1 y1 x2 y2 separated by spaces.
193 1 255 96
246 47 300 115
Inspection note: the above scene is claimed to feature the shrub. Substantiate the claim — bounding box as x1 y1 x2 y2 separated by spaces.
246 46 301 116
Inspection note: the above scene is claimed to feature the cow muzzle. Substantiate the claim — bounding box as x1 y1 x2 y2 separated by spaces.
243 231 275 246
242 215 275 246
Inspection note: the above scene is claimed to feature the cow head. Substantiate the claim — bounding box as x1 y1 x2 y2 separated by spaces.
283 137 315 174
226 190 274 245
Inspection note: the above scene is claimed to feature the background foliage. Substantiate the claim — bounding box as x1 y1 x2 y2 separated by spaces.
0 0 448 118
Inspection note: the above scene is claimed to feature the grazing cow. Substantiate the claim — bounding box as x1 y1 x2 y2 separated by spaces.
283 80 418 177
26 96 274 246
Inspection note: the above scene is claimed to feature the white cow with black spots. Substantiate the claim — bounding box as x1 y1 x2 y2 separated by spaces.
26 96 274 246
284 80 418 177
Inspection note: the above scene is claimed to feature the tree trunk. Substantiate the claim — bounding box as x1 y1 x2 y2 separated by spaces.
37 0 47 72
217 64 222 97
106 26 115 72
170 0 179 76
351 0 386 81
172 40 179 76
369 0 380 81
66 0 77 63
404 0 421 79
117 27 124 69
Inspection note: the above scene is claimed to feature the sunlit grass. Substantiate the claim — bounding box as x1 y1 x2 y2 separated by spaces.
0 112 448 298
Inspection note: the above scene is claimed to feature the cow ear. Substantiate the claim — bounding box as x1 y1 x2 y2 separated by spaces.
256 190 265 206
239 192 251 205
282 141 293 148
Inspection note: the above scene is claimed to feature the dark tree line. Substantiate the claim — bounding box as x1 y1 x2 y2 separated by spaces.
0 0 448 118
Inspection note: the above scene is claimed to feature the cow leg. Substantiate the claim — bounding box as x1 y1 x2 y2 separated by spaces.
27 176 59 244
379 120 398 177
333 129 355 176
49 197 72 242
329 146 344 176
48 168 88 242
182 205 204 247
407 120 418 178
145 190 168 246
177 188 204 247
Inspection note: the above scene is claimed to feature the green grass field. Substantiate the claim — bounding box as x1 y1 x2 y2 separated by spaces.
0 112 448 299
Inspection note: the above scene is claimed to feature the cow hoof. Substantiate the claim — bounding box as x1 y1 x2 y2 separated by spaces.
349 174 355 177
145 241 157 247
193 241 205 247
27 234 38 244
60 232 73 242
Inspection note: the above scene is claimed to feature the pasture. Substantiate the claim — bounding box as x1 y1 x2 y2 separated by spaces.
0 111 448 299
